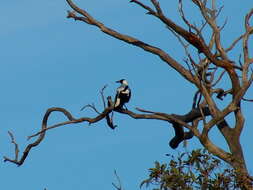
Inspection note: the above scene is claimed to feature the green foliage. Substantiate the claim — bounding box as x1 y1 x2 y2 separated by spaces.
141 149 240 190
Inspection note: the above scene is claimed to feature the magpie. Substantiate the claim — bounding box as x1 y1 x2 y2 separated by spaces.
114 79 131 110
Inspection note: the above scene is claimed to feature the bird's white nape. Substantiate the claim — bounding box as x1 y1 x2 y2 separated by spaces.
122 79 128 85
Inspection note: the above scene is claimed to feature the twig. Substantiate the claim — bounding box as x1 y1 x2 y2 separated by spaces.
207 66 218 85
150 0 162 15
6 101 230 165
242 9 253 85
27 106 114 140
179 0 203 37
136 107 156 113
80 104 101 114
194 0 228 60
212 70 226 87
100 84 108 108
112 170 124 190
66 0 195 84
242 97 253 102
4 106 114 166
192 90 201 108
130 0 156 15
5 131 19 162
131 107 199 138
226 34 246 52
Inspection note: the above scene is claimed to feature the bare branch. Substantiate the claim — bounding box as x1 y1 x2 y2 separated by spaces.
28 106 114 140
80 86 108 114
135 107 203 131
150 0 162 15
67 0 242 103
195 1 228 60
225 33 246 52
100 84 108 108
234 72 253 106
62 0 253 185
242 97 253 102
27 105 213 152
208 32 216 50
211 69 226 87
206 67 218 85
242 9 253 85
4 131 19 162
80 103 101 114
202 103 236 136
179 0 203 37
4 107 50 165
199 131 232 165
132 0 241 97
4 106 114 166
112 170 124 190
129 107 213 138
66 0 195 84
130 0 156 15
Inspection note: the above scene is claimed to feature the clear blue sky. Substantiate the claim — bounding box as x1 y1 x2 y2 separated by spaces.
0 1 252 189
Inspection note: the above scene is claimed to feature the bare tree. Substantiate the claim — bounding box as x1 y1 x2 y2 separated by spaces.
4 0 253 189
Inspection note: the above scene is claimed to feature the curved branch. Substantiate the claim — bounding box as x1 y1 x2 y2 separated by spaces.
226 33 246 52
100 84 108 108
66 0 195 84
242 97 253 102
5 100 236 166
27 106 212 154
6 131 19 161
66 0 243 123
112 170 124 190
4 108 56 165
28 106 114 139
119 107 213 148
179 0 204 38
65 0 242 121
212 70 226 87
242 9 253 86
4 106 114 166
80 104 101 114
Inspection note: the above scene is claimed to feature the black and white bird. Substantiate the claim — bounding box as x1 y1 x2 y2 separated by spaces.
114 79 131 110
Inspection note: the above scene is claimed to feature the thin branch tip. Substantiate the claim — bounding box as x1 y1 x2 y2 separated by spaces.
67 10 76 18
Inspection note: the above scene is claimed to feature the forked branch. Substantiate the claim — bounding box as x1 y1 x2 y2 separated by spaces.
4 106 114 166
5 97 222 166
66 0 195 84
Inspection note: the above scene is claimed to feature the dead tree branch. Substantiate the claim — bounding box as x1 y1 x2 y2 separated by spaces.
80 103 101 114
5 131 19 162
5 101 221 166
112 170 124 190
62 1 253 187
66 0 195 84
5 106 114 166
242 9 253 86
4 1 252 187
100 84 108 109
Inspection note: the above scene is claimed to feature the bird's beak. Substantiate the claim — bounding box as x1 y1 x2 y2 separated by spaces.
116 80 120 83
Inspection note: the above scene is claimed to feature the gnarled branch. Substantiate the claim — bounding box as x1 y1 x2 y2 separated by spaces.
4 106 114 166
66 0 195 84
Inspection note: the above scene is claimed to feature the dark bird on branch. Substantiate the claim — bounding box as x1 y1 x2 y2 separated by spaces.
114 79 131 110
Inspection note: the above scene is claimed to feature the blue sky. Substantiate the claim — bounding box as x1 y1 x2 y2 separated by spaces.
0 1 253 189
